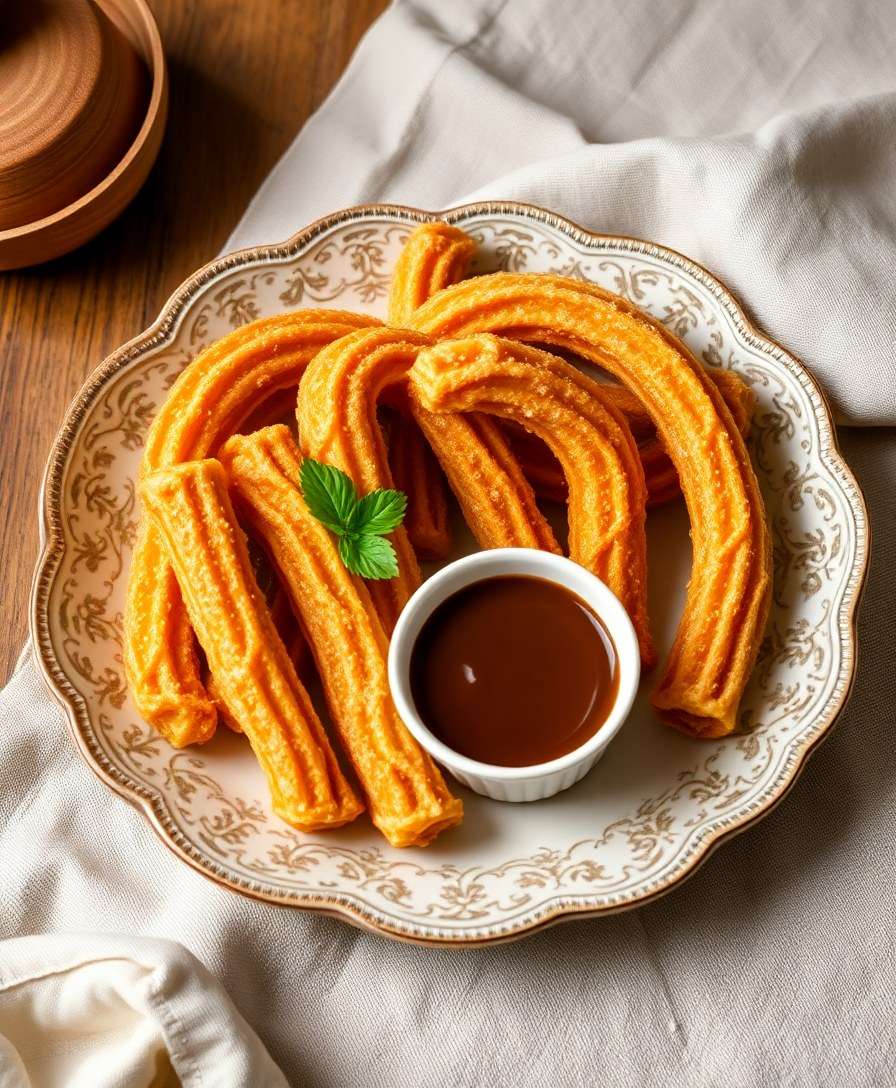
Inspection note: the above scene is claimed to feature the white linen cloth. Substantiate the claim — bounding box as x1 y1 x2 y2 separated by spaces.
2 1 895 1084
0 935 287 1088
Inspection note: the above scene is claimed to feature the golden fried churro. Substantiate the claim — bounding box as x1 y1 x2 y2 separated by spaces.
629 366 756 509
125 309 377 748
297 327 558 631
387 221 476 326
709 368 757 434
509 369 757 507
211 585 308 735
220 426 463 847
501 424 569 504
414 407 560 554
297 327 428 631
143 311 378 469
387 408 453 560
559 368 753 439
411 336 654 666
385 223 476 558
409 274 771 737
140 459 362 830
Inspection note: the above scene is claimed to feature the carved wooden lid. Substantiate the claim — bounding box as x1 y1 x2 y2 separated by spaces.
0 0 148 231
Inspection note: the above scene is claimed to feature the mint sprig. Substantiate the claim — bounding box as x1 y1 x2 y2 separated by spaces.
300 459 406 580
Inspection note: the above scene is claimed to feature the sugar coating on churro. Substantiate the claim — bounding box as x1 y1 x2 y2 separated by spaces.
210 584 308 735
508 368 757 507
125 310 378 748
411 335 654 667
142 311 379 472
413 405 560 554
409 272 771 737
297 326 430 632
125 518 216 747
387 222 476 327
297 326 560 633
220 426 462 848
384 223 477 558
140 459 362 830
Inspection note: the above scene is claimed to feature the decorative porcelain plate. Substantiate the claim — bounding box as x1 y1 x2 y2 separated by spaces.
31 203 868 945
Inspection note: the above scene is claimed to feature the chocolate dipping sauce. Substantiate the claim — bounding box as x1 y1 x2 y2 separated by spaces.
409 575 618 767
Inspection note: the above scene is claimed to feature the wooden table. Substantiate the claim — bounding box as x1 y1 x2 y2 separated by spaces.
0 0 387 684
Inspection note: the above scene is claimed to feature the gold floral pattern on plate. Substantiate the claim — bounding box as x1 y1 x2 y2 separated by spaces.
30 203 868 945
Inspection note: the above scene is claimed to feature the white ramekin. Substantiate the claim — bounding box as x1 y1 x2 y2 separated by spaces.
387 549 641 802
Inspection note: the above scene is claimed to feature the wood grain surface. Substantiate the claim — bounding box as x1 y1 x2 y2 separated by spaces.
0 0 387 684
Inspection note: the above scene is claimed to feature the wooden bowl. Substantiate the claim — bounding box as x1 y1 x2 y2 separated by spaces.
0 0 167 270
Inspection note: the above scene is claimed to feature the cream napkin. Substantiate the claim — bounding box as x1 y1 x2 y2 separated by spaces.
0 935 287 1088
2 2 895 1085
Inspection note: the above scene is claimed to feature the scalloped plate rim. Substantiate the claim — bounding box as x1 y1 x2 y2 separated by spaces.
29 200 870 946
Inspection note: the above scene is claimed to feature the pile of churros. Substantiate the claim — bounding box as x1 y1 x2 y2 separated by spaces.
125 221 771 847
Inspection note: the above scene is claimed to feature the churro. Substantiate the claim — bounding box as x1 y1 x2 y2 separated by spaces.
390 222 755 513
297 327 558 632
387 221 476 327
509 369 757 507
125 309 377 748
410 335 654 666
297 327 428 631
385 223 476 558
414 407 560 554
211 585 308 734
409 273 771 737
220 425 462 847
140 459 362 830
708 368 757 435
387 408 453 560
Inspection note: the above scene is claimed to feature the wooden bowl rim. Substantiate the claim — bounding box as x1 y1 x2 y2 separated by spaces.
0 0 166 243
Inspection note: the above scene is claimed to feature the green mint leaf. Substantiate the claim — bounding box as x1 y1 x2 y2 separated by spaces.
337 535 360 574
299 459 358 535
350 488 407 536
339 533 399 580
353 534 400 579
301 459 407 581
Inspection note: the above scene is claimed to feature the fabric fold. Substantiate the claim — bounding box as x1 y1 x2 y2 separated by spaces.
0 934 288 1087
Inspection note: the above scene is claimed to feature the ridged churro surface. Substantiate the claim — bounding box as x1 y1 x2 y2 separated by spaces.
210 584 308 735
220 426 462 847
387 222 476 327
383 223 480 557
510 368 757 507
414 407 560 554
411 336 654 666
125 310 376 747
140 459 362 830
297 327 429 631
409 273 771 736
298 327 559 631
